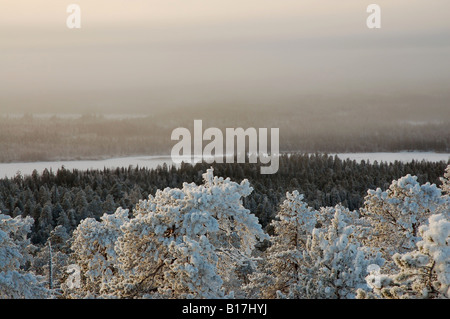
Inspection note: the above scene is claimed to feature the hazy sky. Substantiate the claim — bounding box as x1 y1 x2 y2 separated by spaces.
1 0 450 114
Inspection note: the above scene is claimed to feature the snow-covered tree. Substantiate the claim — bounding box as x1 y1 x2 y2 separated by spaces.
247 192 383 299
0 212 49 298
362 174 445 258
295 205 384 299
110 168 268 298
66 208 130 298
358 213 449 299
31 225 71 295
440 165 450 195
439 165 450 216
246 191 317 298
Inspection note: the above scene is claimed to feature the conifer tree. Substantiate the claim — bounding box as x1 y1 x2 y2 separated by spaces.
0 212 49 298
358 213 449 299
362 174 444 258
110 168 267 298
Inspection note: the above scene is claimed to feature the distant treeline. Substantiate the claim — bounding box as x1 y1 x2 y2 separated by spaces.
1 100 449 162
0 153 448 245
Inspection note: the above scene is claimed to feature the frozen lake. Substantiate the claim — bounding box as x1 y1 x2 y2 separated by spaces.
0 152 449 179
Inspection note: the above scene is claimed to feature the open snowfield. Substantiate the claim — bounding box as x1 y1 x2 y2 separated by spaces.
0 152 449 179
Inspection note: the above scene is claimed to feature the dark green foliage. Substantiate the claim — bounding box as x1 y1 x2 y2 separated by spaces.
0 153 448 245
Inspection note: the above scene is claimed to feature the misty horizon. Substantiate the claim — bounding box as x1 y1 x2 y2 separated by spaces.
1 1 450 115
0 1 449 164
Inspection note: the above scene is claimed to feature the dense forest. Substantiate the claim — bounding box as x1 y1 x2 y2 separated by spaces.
1 153 448 245
0 155 449 299
1 99 449 163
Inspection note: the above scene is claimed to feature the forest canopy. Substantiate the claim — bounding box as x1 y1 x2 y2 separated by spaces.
0 160 449 299
1 100 449 163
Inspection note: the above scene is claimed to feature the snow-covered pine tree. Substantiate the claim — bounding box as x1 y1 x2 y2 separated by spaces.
110 168 268 298
0 212 49 298
31 225 72 296
247 192 383 299
245 190 317 298
361 174 445 258
439 165 450 216
67 208 130 298
441 165 450 195
298 205 384 299
358 213 449 299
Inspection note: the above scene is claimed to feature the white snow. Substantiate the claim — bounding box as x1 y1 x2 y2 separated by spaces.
0 152 448 179
0 155 180 179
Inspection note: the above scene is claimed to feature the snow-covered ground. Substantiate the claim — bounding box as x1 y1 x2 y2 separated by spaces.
0 152 448 179
0 155 176 179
